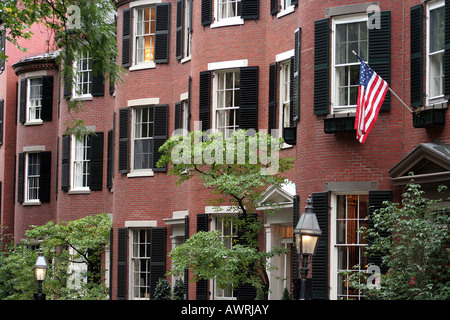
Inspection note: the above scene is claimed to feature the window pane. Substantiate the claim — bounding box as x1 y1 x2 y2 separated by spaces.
430 7 445 53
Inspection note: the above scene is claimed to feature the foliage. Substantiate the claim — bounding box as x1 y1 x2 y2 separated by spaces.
344 181 450 300
154 278 171 300
159 130 294 299
0 214 112 300
281 287 291 300
172 279 185 300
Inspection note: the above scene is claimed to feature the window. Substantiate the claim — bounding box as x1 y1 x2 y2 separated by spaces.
135 6 156 65
184 0 192 59
281 0 292 10
73 51 93 98
28 78 43 122
25 153 41 202
333 16 368 113
333 194 369 300
214 70 240 136
131 228 152 300
279 60 291 130
427 0 445 102
72 135 90 190
133 106 154 171
218 0 241 20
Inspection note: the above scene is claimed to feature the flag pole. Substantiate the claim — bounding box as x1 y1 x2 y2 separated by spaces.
351 50 414 114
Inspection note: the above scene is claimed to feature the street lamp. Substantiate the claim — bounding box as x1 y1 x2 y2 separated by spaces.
294 195 322 300
33 248 48 300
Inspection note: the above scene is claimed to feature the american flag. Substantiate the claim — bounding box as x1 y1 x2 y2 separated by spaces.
355 57 389 144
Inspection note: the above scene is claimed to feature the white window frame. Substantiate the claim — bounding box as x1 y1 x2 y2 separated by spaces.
24 152 41 205
278 0 295 18
212 69 240 137
426 0 446 106
329 192 369 300
279 60 291 131
72 51 93 100
182 0 193 62
211 0 244 29
70 134 91 192
26 77 43 125
130 105 155 177
331 14 368 114
131 5 157 70
129 228 152 300
179 92 190 134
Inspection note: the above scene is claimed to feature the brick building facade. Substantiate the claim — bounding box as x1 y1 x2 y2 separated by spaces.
1 0 449 300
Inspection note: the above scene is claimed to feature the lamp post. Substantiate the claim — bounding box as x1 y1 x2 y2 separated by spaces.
294 195 322 300
33 249 48 300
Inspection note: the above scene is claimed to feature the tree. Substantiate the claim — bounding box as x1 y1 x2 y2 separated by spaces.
0 0 124 135
0 213 112 300
158 129 294 299
344 181 450 300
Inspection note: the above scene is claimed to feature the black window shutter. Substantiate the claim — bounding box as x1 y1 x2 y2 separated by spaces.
61 135 70 191
19 79 27 124
17 153 25 203
107 130 114 190
175 102 182 130
117 227 128 300
314 19 330 115
41 76 53 121
187 76 192 132
88 132 104 191
291 0 298 5
155 2 171 64
311 192 329 300
239 66 259 131
289 56 296 126
241 0 259 20
199 71 211 131
268 62 277 131
153 104 168 172
118 108 130 173
444 0 450 98
91 60 105 97
293 28 301 121
0 29 5 73
270 0 278 15
122 8 132 67
150 227 167 300
63 57 73 99
292 195 300 281
368 190 392 275
40 151 51 203
184 215 190 300
0 99 3 146
410 4 423 108
368 11 391 111
176 0 184 61
196 214 209 300
201 0 212 26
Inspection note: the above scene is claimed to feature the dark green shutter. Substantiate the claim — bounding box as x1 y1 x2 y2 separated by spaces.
270 0 278 15
199 71 211 131
268 62 277 131
0 99 3 146
201 0 212 26
239 66 259 131
311 192 329 300
410 4 423 108
175 102 182 130
153 104 168 172
292 195 300 280
117 228 128 300
155 2 171 64
368 11 391 111
122 9 132 67
41 76 53 121
241 0 259 20
184 215 189 300
150 227 167 300
368 190 392 275
118 108 129 173
187 76 192 132
17 153 25 203
61 135 70 191
314 19 330 115
289 56 296 126
107 130 113 190
176 0 184 61
0 29 5 73
91 60 105 97
291 0 298 5
293 28 301 121
40 151 51 203
19 79 27 124
196 214 209 300
89 132 104 191
444 0 450 98
63 57 73 99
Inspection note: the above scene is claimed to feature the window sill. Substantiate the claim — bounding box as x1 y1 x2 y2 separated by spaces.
181 56 191 64
210 17 244 29
23 200 41 206
129 62 156 71
71 95 93 102
25 120 44 126
277 6 295 18
68 189 91 195
127 170 155 178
